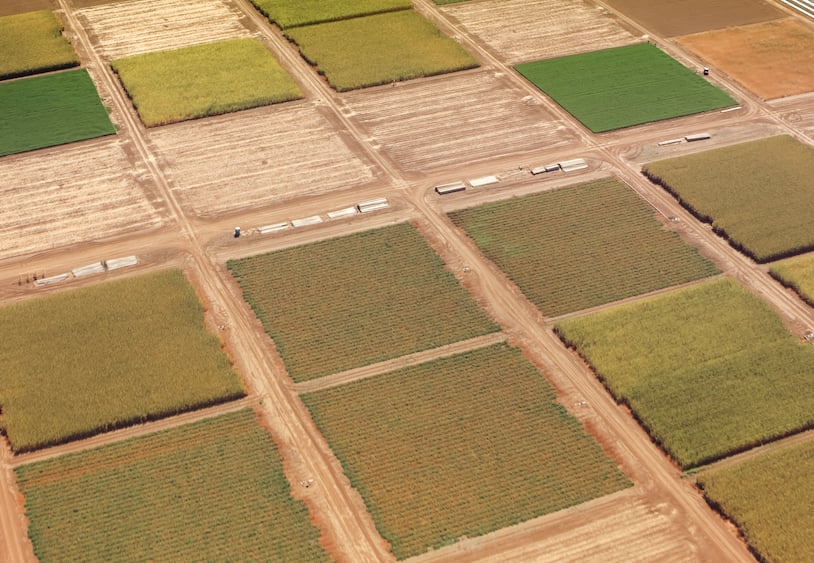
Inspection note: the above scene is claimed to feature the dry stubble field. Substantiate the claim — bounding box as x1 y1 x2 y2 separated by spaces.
75 0 254 59
342 69 577 173
146 103 378 217
441 0 639 64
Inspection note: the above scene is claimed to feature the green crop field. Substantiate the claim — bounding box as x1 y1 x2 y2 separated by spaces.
697 440 814 562
555 278 814 468
449 177 719 317
15 409 328 561
302 343 630 559
0 269 244 453
0 10 78 80
285 10 479 91
643 135 814 263
228 223 498 381
112 38 302 127
251 0 410 28
770 253 814 307
0 69 114 156
515 43 735 133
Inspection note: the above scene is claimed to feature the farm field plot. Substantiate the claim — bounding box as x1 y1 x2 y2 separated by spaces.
449 177 719 317
147 103 375 216
643 135 814 262
555 278 814 468
342 69 576 172
228 223 499 381
76 0 252 59
601 0 784 37
0 69 114 156
0 0 52 18
0 269 244 452
0 10 78 80
441 0 638 64
696 440 814 563
112 38 302 127
0 140 163 260
771 91 814 137
770 253 814 307
251 0 410 29
301 343 630 559
285 10 479 91
677 18 814 100
15 409 328 561
515 43 736 133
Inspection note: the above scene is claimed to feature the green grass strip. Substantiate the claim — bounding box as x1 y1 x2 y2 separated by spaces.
0 10 78 80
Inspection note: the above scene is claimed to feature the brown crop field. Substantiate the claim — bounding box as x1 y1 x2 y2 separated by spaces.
146 103 377 217
677 18 814 100
0 0 52 17
601 0 784 37
0 139 164 261
228 222 499 381
15 409 328 561
76 0 252 59
301 343 630 559
342 69 576 172
441 0 639 64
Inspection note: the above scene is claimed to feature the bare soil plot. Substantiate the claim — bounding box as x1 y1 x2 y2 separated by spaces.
601 0 784 37
146 103 376 217
342 69 576 172
677 18 814 100
0 139 164 261
75 0 253 59
771 91 814 136
441 0 639 64
0 0 52 17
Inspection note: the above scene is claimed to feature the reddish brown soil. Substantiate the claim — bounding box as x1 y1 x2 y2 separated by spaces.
0 0 53 17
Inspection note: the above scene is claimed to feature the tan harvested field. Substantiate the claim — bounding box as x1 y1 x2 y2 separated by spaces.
342 69 577 173
601 0 785 37
0 0 53 17
678 19 814 100
0 140 164 261
441 0 640 64
76 0 253 59
146 103 378 217
771 91 814 135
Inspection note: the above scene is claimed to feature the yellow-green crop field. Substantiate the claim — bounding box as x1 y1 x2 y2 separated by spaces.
251 0 410 28
228 223 499 381
770 253 814 308
697 440 814 562
555 278 814 468
449 177 719 317
0 269 244 453
285 10 479 91
301 343 631 559
643 135 814 263
0 10 78 80
15 409 328 561
111 38 302 127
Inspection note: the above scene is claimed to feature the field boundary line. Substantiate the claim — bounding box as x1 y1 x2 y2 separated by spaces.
11 397 257 468
294 332 506 393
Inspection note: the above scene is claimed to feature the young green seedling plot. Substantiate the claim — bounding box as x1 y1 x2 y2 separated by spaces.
0 10 78 79
643 135 814 263
770 253 814 307
555 278 814 469
0 269 244 453
696 440 814 563
515 43 735 133
285 10 479 91
15 410 328 561
228 223 498 381
301 343 631 559
251 0 410 28
449 177 719 317
0 70 114 156
112 38 302 127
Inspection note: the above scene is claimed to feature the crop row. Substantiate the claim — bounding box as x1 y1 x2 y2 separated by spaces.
302 343 630 559
555 278 814 468
229 222 498 381
449 177 719 317
250 0 411 29
15 409 327 561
